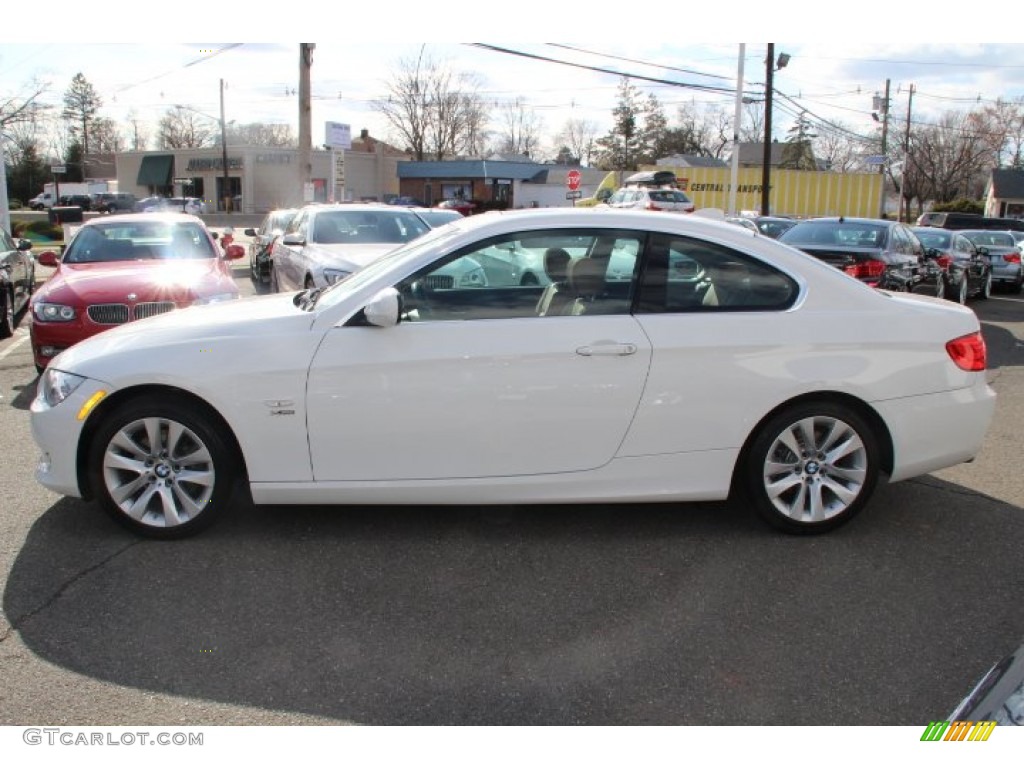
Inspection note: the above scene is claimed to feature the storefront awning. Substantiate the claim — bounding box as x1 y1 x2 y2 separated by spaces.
137 154 174 187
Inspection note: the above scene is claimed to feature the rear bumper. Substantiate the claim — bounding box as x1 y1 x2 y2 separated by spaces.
876 380 996 482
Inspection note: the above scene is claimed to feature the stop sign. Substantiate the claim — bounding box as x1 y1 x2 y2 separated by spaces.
566 169 582 191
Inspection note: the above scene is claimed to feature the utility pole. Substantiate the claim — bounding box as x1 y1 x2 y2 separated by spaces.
728 43 745 216
298 44 314 204
220 78 230 213
760 43 774 216
875 79 890 218
898 84 915 223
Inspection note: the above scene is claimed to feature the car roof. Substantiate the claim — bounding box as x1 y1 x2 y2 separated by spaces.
84 212 207 226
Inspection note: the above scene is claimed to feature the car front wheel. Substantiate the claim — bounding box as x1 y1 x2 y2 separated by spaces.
742 402 880 534
89 396 238 538
0 288 14 338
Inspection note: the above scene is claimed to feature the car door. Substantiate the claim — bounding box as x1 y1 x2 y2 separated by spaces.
0 230 28 310
305 228 653 482
276 210 311 291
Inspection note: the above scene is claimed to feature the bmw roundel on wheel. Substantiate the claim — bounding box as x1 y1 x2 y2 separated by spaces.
30 208 996 538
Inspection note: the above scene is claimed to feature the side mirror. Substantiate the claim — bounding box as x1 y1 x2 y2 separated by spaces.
362 287 401 328
243 228 257 237
17 238 33 251
976 246 990 256
282 233 305 247
37 251 60 268
224 243 246 260
596 189 612 202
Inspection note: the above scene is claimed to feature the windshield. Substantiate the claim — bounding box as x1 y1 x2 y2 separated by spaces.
309 224 462 312
310 209 431 245
62 221 218 263
914 230 951 249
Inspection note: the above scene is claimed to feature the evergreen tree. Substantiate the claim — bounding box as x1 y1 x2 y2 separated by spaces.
596 78 644 170
62 73 102 175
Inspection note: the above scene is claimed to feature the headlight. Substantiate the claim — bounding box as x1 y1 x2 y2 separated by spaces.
39 369 86 407
458 267 487 287
323 269 351 285
34 302 77 322
193 292 239 306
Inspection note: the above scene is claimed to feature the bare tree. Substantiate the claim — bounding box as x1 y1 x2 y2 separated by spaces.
739 101 765 144
813 122 866 172
1 77 50 135
556 117 598 166
971 97 1024 169
375 47 488 161
125 110 150 151
225 122 296 147
496 97 544 158
91 117 124 153
157 106 214 149
908 111 994 204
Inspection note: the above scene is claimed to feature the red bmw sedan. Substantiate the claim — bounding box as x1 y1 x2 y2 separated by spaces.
30 213 244 373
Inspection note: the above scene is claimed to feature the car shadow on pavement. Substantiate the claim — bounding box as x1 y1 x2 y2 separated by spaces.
5 482 1024 725
980 321 1024 371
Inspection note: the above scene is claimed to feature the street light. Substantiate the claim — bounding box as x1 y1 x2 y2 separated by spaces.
761 44 790 216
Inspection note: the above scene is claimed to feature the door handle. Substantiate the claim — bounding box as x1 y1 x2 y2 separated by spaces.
576 343 637 357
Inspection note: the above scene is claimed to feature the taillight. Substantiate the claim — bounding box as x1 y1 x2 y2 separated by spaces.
935 255 952 269
1004 253 1021 263
946 332 987 372
645 202 665 211
843 259 886 279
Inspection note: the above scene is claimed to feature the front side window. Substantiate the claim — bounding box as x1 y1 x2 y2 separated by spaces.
636 233 797 313
397 229 644 323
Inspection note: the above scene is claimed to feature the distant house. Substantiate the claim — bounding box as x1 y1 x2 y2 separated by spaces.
655 155 728 169
730 141 818 171
984 168 1024 219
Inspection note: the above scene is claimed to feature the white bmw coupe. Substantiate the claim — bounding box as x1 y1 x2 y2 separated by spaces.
31 208 996 538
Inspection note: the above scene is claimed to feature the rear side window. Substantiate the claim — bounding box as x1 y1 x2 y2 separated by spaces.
636 233 798 313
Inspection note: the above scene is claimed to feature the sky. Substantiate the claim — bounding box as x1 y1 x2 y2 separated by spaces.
2 11 1022 159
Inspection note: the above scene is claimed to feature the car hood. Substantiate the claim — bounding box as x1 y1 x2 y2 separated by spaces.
35 259 237 306
48 291 311 378
305 243 399 271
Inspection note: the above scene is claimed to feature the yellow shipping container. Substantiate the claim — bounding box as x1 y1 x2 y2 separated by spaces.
652 166 884 218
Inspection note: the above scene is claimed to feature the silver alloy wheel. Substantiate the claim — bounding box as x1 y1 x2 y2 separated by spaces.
957 276 968 304
981 273 992 299
102 416 216 528
761 415 868 524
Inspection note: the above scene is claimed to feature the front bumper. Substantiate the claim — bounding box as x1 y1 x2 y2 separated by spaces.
30 376 110 498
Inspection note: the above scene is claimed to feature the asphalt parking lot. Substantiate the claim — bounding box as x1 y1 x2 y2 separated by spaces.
1 245 1023 727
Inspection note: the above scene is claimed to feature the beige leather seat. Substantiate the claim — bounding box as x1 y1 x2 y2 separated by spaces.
535 247 572 316
565 257 607 315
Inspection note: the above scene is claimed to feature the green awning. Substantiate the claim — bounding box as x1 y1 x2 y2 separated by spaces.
137 154 174 187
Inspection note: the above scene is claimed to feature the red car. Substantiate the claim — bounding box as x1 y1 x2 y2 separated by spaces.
30 213 245 373
435 198 476 216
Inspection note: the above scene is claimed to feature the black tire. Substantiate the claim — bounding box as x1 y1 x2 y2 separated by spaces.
0 288 14 339
305 275 316 290
1013 276 1024 295
741 401 880 535
956 276 968 305
269 265 280 293
88 395 239 538
976 273 992 301
520 272 540 286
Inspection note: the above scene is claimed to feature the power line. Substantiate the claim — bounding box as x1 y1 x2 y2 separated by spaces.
545 44 733 81
468 44 736 96
113 44 245 95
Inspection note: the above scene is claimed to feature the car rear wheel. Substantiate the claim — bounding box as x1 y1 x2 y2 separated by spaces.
742 402 880 534
89 396 238 538
956 275 968 304
977 273 992 300
0 288 14 338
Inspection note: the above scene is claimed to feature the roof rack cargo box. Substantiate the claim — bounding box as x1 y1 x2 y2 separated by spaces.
624 170 678 188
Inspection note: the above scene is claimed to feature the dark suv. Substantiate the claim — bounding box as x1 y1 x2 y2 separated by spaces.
91 192 137 213
58 194 93 210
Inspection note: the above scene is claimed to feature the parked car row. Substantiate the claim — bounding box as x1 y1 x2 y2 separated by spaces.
724 215 1015 304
